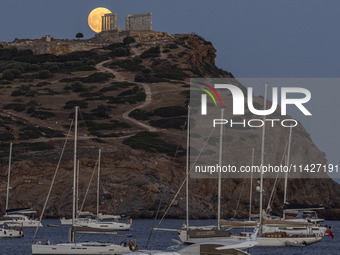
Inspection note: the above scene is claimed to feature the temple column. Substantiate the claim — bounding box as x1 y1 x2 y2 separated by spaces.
102 16 104 32
138 15 141 30
150 13 152 30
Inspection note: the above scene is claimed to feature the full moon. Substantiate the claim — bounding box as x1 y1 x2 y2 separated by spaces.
88 7 112 33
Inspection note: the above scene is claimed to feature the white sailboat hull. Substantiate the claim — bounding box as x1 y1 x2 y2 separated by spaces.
78 221 131 231
60 218 96 226
0 228 24 238
21 220 42 228
60 218 72 226
32 242 132 255
252 235 324 247
262 225 327 236
178 230 257 250
0 218 42 228
228 234 324 247
125 240 255 255
179 228 324 247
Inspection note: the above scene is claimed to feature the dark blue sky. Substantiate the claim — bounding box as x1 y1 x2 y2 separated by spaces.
1 0 340 180
1 0 340 78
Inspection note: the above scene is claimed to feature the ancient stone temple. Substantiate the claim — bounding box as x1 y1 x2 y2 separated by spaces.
125 13 152 31
102 13 118 32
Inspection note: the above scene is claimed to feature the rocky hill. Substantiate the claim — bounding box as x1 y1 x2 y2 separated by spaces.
0 32 339 220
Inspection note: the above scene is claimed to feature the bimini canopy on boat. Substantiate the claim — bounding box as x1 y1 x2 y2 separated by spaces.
283 203 324 214
6 207 37 215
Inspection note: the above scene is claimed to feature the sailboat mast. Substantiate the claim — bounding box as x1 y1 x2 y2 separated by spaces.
186 106 190 230
283 126 293 218
72 106 79 230
6 143 12 211
249 147 254 221
259 84 268 234
217 108 224 230
97 148 101 218
76 159 79 218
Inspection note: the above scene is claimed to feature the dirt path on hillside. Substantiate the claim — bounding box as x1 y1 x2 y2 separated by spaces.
96 60 158 132
1 59 158 145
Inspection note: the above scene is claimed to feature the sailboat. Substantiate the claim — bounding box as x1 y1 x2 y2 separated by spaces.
60 136 131 230
0 143 42 228
0 223 24 238
126 240 257 255
74 149 131 231
32 106 136 255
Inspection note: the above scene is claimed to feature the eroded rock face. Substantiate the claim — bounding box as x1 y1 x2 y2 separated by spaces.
2 148 340 219
184 36 216 66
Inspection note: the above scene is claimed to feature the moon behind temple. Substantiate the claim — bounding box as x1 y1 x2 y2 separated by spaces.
88 7 112 33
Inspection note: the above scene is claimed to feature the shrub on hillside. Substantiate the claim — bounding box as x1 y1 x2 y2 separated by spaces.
80 120 130 131
28 64 41 72
38 70 52 79
129 109 152 120
3 103 26 112
108 57 144 72
123 36 136 45
2 70 14 80
5 62 28 72
113 47 130 57
18 142 54 151
123 131 183 156
83 72 114 83
135 73 146 82
166 43 178 49
30 110 56 120
153 64 188 80
149 117 186 129
71 81 87 92
18 129 41 140
140 46 160 59
11 89 25 96
134 72 165 83
105 43 126 51
64 100 88 109
91 105 110 119
2 69 22 80
0 132 15 141
153 106 187 117
37 126 64 137
99 82 135 93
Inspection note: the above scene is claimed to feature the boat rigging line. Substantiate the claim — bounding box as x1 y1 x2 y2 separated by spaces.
32 119 74 242
156 125 217 228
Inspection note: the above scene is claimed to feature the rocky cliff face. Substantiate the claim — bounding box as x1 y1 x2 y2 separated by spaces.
0 33 340 220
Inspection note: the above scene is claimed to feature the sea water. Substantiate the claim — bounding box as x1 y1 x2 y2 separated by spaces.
0 219 338 255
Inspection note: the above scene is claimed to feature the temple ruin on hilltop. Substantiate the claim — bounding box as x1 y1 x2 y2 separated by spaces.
102 13 118 31
125 13 152 31
101 12 152 32
5 11 173 55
